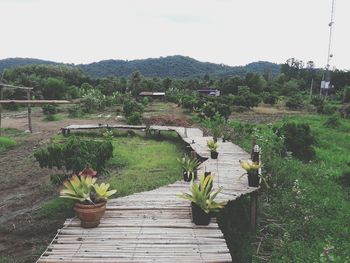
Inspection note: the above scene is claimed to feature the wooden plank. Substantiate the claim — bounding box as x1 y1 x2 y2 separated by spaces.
0 100 72 104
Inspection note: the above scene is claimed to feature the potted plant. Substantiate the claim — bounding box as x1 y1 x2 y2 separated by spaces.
239 160 263 187
207 139 219 159
60 175 116 228
177 155 201 182
177 174 225 225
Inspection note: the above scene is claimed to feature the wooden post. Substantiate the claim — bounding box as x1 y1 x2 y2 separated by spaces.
309 78 314 100
27 90 32 133
250 140 260 232
250 191 258 232
184 127 188 138
0 86 3 136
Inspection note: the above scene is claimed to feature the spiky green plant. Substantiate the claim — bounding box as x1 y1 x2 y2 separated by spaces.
177 155 201 173
177 174 226 213
60 175 116 204
207 139 218 152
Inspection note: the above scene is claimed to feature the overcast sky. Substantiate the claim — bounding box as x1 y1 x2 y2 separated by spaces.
0 0 349 69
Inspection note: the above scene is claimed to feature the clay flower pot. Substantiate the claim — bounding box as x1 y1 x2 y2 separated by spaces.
74 202 106 228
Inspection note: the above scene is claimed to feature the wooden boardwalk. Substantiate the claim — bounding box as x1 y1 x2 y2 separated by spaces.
38 126 257 263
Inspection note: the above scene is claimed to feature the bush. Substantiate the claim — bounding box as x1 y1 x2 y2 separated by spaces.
285 95 303 109
123 99 143 118
262 93 278 105
339 104 350 119
318 103 338 115
343 86 350 103
44 114 61 121
42 104 57 115
324 115 341 128
68 105 84 118
276 122 316 161
34 136 113 174
310 95 325 107
340 169 350 188
126 112 143 125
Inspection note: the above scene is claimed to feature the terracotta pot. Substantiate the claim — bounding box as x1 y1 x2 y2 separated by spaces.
191 202 211 225
74 202 106 228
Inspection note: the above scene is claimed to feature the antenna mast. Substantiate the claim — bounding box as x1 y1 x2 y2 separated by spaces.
321 0 336 95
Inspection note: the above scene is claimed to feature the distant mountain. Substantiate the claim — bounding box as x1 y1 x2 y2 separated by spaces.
0 56 281 79
0 58 58 73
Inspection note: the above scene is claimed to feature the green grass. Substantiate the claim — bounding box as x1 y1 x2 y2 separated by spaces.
0 136 16 153
37 132 184 217
43 113 64 122
224 114 350 262
107 133 184 196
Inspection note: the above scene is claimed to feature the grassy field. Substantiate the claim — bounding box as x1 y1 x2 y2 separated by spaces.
37 131 184 221
225 114 350 262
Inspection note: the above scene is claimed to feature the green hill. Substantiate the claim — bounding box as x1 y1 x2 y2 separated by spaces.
0 55 281 79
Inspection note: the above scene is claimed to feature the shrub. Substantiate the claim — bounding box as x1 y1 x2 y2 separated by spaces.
262 93 278 105
285 95 303 109
123 99 143 118
324 115 341 128
276 122 316 161
42 104 57 115
310 95 325 107
318 103 338 115
44 114 61 121
144 115 192 127
68 105 84 118
343 86 350 103
34 136 113 174
126 112 143 125
339 104 350 119
50 173 67 186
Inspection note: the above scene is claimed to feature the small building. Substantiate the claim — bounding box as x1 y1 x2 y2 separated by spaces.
139 91 166 98
197 89 220 97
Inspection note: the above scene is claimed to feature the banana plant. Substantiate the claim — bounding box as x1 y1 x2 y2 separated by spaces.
177 174 226 213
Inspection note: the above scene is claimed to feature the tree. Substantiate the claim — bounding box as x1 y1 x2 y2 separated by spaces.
43 77 66 99
129 71 143 96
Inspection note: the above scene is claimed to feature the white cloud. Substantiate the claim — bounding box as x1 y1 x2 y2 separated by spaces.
0 0 348 69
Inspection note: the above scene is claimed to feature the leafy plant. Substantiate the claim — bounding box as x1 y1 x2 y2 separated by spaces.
177 155 201 174
177 174 225 213
275 122 316 162
324 115 341 128
60 175 116 204
127 112 143 125
207 139 218 152
34 136 113 174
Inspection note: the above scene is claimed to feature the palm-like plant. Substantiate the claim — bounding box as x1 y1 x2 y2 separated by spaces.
177 174 226 213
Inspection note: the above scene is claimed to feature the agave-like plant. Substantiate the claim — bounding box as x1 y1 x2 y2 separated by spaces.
177 155 201 173
60 175 116 204
177 174 226 213
93 183 117 202
239 160 261 172
207 139 218 152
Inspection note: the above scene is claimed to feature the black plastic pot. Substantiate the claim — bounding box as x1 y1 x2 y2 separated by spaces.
191 202 211 225
248 171 260 187
183 171 196 182
210 151 219 159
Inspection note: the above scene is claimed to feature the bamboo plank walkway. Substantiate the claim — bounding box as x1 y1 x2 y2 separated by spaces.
38 125 257 262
